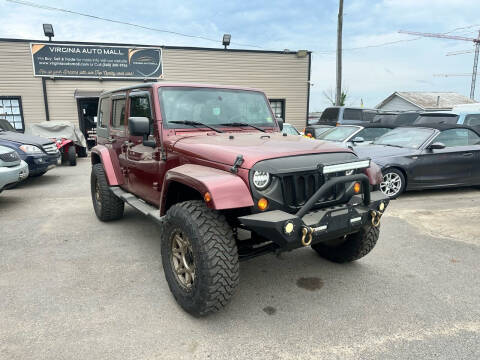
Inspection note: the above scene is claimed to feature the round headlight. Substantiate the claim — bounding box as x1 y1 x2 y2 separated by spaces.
252 171 270 190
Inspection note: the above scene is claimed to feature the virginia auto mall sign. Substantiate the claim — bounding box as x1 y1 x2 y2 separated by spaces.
30 43 163 79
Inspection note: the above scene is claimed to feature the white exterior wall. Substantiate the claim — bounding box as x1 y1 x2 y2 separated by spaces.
377 95 421 111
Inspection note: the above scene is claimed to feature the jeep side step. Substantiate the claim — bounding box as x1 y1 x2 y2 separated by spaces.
110 186 164 225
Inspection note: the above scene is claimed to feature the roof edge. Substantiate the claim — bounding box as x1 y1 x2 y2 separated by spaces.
0 37 310 55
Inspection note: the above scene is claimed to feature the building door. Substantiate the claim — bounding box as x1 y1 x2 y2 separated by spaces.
77 97 99 149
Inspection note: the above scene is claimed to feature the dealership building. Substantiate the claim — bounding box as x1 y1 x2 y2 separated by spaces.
0 37 311 140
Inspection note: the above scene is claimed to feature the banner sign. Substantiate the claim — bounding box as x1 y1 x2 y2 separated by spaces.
30 43 163 79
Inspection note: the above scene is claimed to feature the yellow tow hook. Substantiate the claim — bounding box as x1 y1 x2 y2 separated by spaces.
370 210 383 227
301 227 313 247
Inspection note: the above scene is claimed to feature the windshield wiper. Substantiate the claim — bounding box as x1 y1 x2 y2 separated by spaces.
219 122 266 133
168 120 223 133
377 143 403 148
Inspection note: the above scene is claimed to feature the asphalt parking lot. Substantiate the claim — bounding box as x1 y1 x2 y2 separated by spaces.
1 158 479 360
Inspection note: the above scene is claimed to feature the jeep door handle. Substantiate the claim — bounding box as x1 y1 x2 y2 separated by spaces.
463 152 473 157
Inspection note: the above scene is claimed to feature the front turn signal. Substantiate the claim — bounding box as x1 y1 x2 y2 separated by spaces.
204 192 212 203
257 198 268 211
353 182 361 194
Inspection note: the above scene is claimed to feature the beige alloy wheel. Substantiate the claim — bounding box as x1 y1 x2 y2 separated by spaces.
170 230 195 289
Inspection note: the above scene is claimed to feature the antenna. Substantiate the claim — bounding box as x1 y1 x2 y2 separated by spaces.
399 29 480 99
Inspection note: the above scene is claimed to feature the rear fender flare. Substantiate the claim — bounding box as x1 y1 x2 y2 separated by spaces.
90 145 124 186
160 164 254 215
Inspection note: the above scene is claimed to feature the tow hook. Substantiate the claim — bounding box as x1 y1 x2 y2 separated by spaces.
301 227 313 247
370 210 383 227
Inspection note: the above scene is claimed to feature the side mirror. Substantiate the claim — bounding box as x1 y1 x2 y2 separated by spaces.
276 117 284 131
429 142 446 150
128 117 155 148
128 117 150 136
352 136 365 143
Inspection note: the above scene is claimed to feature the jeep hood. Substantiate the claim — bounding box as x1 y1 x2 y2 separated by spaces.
172 132 353 169
0 130 53 146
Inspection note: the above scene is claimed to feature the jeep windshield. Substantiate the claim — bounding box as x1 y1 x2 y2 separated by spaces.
159 87 275 130
373 127 435 149
316 126 359 142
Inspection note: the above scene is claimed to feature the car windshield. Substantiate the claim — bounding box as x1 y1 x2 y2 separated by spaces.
282 124 300 135
317 126 359 142
415 114 459 125
374 127 435 149
159 87 275 129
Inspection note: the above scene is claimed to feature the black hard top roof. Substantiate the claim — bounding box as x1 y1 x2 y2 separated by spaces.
410 123 480 135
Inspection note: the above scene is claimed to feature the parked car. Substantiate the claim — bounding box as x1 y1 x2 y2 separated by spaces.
414 111 480 131
281 123 301 135
26 121 88 166
316 124 396 146
354 124 480 198
318 106 379 126
304 125 333 138
0 127 60 177
90 82 390 316
0 145 29 193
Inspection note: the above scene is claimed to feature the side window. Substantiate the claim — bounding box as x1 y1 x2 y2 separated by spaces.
467 129 480 145
465 114 480 127
434 129 469 147
130 95 153 134
320 108 339 122
112 98 126 129
343 109 362 121
97 97 111 128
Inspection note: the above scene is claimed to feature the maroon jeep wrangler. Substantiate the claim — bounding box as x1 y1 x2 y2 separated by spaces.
90 83 389 316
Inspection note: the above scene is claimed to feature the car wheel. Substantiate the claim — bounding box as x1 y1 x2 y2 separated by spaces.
312 224 380 263
90 164 124 221
68 146 77 166
380 168 405 199
161 200 239 316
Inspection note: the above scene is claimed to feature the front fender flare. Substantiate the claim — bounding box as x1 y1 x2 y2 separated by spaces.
90 145 124 186
161 164 254 215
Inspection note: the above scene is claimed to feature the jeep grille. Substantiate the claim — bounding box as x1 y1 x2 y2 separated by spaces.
279 171 333 208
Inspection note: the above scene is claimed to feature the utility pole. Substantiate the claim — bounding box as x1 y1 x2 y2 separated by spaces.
399 29 480 100
335 0 343 106
470 31 480 100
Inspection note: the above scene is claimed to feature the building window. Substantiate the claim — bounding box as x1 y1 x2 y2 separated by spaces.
269 99 285 120
0 96 24 132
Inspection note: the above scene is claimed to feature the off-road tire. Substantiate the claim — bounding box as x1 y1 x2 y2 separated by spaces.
161 200 239 316
91 163 124 221
68 146 77 166
312 224 380 263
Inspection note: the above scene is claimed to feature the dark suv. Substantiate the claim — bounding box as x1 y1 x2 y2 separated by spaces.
90 83 389 316
318 107 378 126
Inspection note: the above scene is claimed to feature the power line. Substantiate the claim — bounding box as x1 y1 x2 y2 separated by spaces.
6 0 264 49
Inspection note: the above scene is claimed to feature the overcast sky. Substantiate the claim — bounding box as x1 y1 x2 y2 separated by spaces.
1 0 480 111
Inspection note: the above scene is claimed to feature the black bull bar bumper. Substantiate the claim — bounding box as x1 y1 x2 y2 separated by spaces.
238 174 389 250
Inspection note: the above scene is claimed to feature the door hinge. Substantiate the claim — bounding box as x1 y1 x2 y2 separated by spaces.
153 182 160 191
